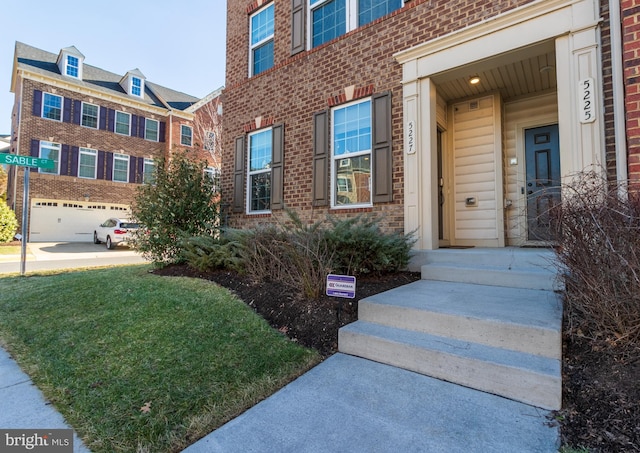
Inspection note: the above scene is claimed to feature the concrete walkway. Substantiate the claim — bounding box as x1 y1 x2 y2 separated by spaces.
0 348 90 452
184 353 559 452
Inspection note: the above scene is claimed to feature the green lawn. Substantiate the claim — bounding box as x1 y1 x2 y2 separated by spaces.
0 245 20 255
0 265 320 452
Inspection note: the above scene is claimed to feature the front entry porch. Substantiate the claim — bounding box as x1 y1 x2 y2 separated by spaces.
396 0 605 251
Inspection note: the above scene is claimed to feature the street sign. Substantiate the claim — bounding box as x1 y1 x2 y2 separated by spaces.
0 153 54 169
326 274 356 299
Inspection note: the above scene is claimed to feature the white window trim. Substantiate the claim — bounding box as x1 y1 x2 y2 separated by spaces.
180 125 193 147
64 54 82 79
330 97 373 209
112 153 130 183
246 128 272 215
204 166 220 191
38 141 61 175
143 158 155 184
78 147 98 179
307 0 403 50
145 118 159 142
115 111 131 136
130 76 144 97
81 102 99 129
249 3 275 77
42 92 63 122
204 130 216 151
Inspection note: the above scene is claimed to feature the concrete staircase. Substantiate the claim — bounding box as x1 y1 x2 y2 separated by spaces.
338 248 563 410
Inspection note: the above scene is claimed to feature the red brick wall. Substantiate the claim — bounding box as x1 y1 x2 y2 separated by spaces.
224 0 536 233
10 78 169 223
622 0 640 184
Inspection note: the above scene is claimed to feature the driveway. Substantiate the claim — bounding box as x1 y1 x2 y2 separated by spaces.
0 242 147 274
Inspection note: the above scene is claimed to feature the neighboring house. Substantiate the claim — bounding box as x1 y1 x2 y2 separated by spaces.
222 0 635 257
7 42 221 242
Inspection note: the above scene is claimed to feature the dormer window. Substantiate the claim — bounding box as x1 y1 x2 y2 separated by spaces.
66 55 79 77
131 77 142 97
120 69 146 98
57 46 85 80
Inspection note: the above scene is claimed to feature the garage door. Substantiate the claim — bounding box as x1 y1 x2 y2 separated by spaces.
30 199 131 242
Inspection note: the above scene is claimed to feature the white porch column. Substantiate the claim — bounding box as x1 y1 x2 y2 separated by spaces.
556 25 605 180
403 76 439 251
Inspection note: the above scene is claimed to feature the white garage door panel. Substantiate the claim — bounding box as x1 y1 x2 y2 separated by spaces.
30 200 130 242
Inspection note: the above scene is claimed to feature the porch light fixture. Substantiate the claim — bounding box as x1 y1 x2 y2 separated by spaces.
469 75 481 85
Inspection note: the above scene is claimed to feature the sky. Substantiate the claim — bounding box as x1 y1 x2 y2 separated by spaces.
1 0 227 135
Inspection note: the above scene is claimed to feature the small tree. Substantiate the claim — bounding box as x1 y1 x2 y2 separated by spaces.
130 150 219 265
0 199 18 243
0 166 8 199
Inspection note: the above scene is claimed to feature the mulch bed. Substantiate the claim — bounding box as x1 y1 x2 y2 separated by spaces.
153 264 639 452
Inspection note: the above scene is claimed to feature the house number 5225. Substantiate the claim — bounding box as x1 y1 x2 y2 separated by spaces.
579 78 596 124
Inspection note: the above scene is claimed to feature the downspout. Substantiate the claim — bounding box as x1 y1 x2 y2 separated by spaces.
609 0 628 185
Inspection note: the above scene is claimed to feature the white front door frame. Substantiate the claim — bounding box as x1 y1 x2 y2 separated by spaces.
396 0 604 251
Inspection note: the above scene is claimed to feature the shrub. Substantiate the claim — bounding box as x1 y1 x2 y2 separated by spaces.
130 151 219 266
324 215 414 276
224 211 414 299
553 170 640 347
0 199 18 243
180 233 244 273
232 214 334 299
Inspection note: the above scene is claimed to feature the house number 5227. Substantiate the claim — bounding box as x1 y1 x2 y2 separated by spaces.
579 78 596 124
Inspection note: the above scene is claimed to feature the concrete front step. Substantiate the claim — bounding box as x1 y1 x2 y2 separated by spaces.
358 280 562 359
339 321 562 410
420 248 560 290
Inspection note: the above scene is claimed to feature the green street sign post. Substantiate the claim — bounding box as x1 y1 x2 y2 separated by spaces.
0 153 55 275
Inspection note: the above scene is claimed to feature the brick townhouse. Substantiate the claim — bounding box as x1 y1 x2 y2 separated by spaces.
7 42 222 242
223 0 636 255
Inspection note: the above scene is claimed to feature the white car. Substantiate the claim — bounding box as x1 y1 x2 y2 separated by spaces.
94 218 139 250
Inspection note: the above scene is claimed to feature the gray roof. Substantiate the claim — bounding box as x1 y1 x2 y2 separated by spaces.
14 42 199 112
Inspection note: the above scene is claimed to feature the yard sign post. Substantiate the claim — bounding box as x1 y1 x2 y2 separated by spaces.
326 274 356 324
0 153 55 275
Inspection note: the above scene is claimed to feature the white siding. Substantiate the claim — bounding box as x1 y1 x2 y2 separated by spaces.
451 95 503 244
503 92 558 244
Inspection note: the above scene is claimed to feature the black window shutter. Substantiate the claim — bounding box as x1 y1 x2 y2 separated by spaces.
372 92 393 203
99 107 107 130
30 139 39 173
70 146 79 177
232 135 246 213
32 90 42 117
138 117 146 138
131 115 138 137
73 100 81 125
271 124 285 210
137 157 144 183
60 144 70 176
108 109 115 132
97 151 106 180
159 122 166 142
63 98 72 123
312 110 329 207
105 152 113 181
291 0 306 55
129 156 137 183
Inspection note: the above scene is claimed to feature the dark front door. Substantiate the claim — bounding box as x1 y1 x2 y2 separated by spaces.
525 124 561 241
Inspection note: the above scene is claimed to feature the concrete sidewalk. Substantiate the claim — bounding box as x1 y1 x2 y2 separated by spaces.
184 353 560 452
0 242 145 273
1 349 559 452
0 348 90 452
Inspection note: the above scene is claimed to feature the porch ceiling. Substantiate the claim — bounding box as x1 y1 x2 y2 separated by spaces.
432 41 557 102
